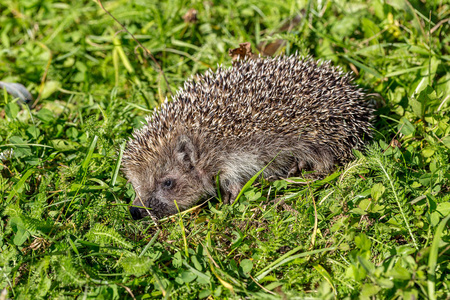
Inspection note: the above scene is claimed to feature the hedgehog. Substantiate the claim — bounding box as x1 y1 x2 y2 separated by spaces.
123 55 373 220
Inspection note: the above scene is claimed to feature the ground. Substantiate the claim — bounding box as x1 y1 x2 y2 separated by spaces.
0 0 449 299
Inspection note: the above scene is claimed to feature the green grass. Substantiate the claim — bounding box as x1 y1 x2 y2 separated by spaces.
1 0 449 298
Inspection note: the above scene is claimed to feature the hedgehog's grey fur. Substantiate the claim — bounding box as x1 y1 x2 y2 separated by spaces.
123 55 373 220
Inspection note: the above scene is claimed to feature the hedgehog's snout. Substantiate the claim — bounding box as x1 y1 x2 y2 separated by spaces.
129 206 143 220
129 195 174 220
129 194 150 220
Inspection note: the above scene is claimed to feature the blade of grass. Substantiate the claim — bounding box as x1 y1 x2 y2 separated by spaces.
232 155 279 206
81 135 99 172
203 241 235 294
174 200 189 258
182 261 211 283
66 135 98 215
111 141 125 187
112 36 135 74
255 247 336 281
342 55 383 79
313 264 337 296
139 229 161 258
427 215 450 300
5 168 35 204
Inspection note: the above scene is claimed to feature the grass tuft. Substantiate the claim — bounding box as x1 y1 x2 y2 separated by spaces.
1 0 449 298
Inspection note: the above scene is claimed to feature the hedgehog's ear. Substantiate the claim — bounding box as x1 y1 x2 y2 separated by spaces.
175 135 197 170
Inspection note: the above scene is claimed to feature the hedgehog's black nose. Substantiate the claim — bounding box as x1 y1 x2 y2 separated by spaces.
129 206 143 220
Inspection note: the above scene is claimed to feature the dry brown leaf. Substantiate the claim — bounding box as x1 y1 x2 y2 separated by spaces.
390 139 402 148
182 8 198 23
228 42 254 61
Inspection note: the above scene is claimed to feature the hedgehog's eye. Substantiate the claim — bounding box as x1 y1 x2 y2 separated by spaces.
162 179 174 189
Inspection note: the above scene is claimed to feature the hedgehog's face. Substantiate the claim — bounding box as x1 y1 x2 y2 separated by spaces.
127 135 213 220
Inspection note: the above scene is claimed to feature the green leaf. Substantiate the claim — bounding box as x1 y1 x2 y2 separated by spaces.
57 256 86 286
273 179 288 190
181 270 197 283
436 73 450 95
198 290 211 299
409 96 424 118
412 58 440 96
121 256 153 277
371 183 385 201
350 207 367 215
313 264 337 296
361 18 380 44
415 86 440 115
239 259 253 275
182 261 211 284
355 234 371 251
5 102 20 119
396 246 416 256
66 127 78 139
436 202 450 217
387 265 411 280
26 126 40 139
133 116 146 129
9 136 32 157
358 256 375 274
330 16 360 38
442 136 450 149
50 139 80 151
313 171 341 186
36 108 55 123
172 251 183 268
331 216 348 232
430 212 441 227
358 199 372 212
418 173 433 186
191 255 203 271
422 147 435 158
361 283 381 298
9 217 30 246
85 223 132 249
345 264 367 281
375 278 394 288
399 117 415 135
41 81 61 99
428 215 450 300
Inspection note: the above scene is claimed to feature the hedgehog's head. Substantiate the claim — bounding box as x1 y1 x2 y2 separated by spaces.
123 134 214 220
